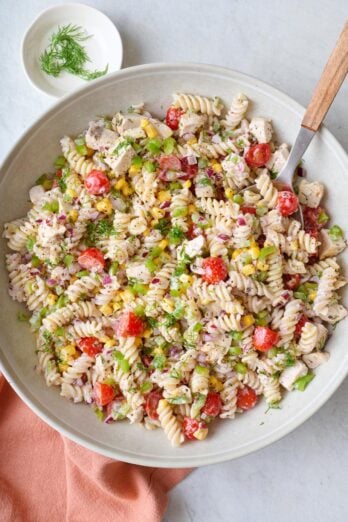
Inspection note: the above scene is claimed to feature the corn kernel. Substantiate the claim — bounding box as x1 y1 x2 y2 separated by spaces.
129 164 141 175
115 178 126 190
66 188 77 199
120 289 134 303
250 246 260 260
193 427 209 441
105 339 116 349
188 204 196 214
122 184 134 196
140 118 150 129
47 293 57 306
225 188 234 200
242 314 255 328
68 209 78 223
86 146 94 157
183 180 192 189
100 336 112 343
249 238 258 248
153 346 164 356
135 338 142 347
145 124 158 139
232 248 243 260
96 198 113 215
290 240 299 251
151 219 159 227
59 362 69 373
143 329 152 338
159 239 169 250
187 137 197 145
212 163 223 173
256 261 269 271
99 304 113 316
309 291 317 301
209 376 223 392
151 207 165 219
112 301 121 312
60 344 76 360
242 264 256 276
158 190 171 203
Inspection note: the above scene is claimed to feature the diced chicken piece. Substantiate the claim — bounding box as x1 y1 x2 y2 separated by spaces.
266 143 289 174
183 235 205 258
261 209 288 233
122 127 146 139
126 263 152 284
303 351 330 369
37 219 66 247
298 179 325 208
279 361 308 391
85 120 119 151
334 277 348 290
29 185 46 205
195 184 215 198
324 304 348 324
179 113 207 137
319 229 346 259
222 153 250 176
113 112 143 134
315 323 328 349
104 139 135 176
150 120 173 139
249 117 273 143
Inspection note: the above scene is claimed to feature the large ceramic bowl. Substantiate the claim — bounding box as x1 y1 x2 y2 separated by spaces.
0 64 347 467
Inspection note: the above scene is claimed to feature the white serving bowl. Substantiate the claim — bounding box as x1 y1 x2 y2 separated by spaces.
21 3 123 97
0 64 347 467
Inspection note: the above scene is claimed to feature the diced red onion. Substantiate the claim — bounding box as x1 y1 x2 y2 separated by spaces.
159 200 171 209
104 415 115 424
217 233 230 241
89 211 99 220
58 214 66 221
168 346 181 359
151 278 160 284
237 217 246 226
47 278 57 286
206 167 214 178
212 134 221 144
102 274 112 285
182 132 195 141
197 352 207 364
35 219 43 223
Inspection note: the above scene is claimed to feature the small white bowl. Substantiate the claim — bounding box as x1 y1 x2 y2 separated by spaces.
21 3 123 97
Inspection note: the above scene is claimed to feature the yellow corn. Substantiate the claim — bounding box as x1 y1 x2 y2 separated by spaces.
242 264 256 276
151 207 165 219
99 304 113 316
112 301 121 312
129 164 141 175
159 239 169 250
96 198 113 215
193 427 209 441
290 240 299 251
143 329 152 338
122 184 133 196
242 314 255 327
66 188 77 199
249 238 258 248
153 346 164 356
60 344 76 360
140 118 150 129
134 338 143 347
120 289 134 303
145 124 158 139
209 375 223 392
151 219 159 226
187 137 197 145
225 188 234 200
212 163 223 173
183 180 192 189
58 362 69 373
115 178 126 190
158 190 171 203
188 204 196 214
256 261 269 271
47 293 57 306
105 339 116 349
68 209 78 223
250 246 260 260
309 291 317 301
232 248 244 260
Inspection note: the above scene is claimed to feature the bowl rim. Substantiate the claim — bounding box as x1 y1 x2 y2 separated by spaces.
20 2 123 98
1 62 347 467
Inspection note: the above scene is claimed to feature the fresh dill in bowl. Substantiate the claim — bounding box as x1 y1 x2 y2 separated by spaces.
39 24 108 81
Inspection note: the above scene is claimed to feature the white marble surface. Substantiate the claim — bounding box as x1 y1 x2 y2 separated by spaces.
0 0 347 520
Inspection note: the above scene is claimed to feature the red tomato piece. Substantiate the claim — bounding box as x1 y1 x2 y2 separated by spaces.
77 337 104 357
283 273 301 291
253 326 279 352
237 386 258 411
295 314 309 338
303 206 326 233
159 154 182 171
165 106 183 130
145 390 162 420
84 170 111 195
277 191 299 216
186 224 198 240
240 206 257 215
94 382 116 406
183 417 208 441
78 247 105 272
245 143 271 167
202 392 222 417
116 311 144 337
202 257 228 284
56 169 62 178
180 157 198 178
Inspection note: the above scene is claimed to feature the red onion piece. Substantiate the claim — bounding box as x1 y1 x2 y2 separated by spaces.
217 233 230 241
151 278 160 284
237 217 246 226
159 200 171 209
102 274 112 285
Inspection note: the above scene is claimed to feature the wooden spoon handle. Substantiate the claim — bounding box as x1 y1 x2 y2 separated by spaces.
302 21 348 132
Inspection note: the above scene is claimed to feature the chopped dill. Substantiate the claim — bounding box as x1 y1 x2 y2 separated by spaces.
40 24 108 81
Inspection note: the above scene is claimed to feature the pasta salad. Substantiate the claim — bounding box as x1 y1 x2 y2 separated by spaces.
4 92 347 446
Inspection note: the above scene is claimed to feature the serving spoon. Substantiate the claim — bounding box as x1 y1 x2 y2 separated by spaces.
242 21 348 226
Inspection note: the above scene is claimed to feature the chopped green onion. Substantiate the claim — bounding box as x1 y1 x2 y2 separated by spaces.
162 137 176 154
131 155 143 168
256 205 268 217
93 406 104 421
230 331 242 342
235 362 247 374
318 211 329 224
198 158 208 168
55 326 65 337
31 256 41 267
154 218 170 235
146 139 162 155
293 291 308 301
74 136 88 155
294 373 315 391
131 282 148 296
195 365 209 376
55 295 68 309
63 254 74 267
229 346 242 356
143 160 157 172
145 258 157 273
168 226 184 245
193 322 203 333
76 270 89 278
172 207 188 218
328 225 344 241
169 181 182 191
26 237 35 252
109 261 119 276
42 200 59 213
259 245 277 261
153 355 166 370
167 395 190 405
54 156 67 169
35 173 53 190
112 350 124 361
134 305 145 317
119 359 130 373
140 381 152 393
149 246 162 259
104 377 117 387
233 194 244 205
17 311 29 322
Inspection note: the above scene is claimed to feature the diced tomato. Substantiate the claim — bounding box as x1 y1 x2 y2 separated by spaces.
183 417 208 441
295 314 309 338
237 386 258 411
186 224 198 240
77 337 103 357
159 154 182 171
245 143 271 167
202 392 222 417
145 390 162 420
94 382 116 406
202 257 228 284
283 273 301 291
115 311 144 337
77 247 105 272
277 191 299 216
253 326 279 352
303 206 326 233
165 106 184 130
240 206 257 215
84 170 111 195
180 157 198 179
56 169 62 178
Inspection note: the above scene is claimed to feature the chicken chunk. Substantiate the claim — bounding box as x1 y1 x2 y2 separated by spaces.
279 361 308 391
324 304 348 324
113 112 143 134
298 179 324 208
266 143 289 174
319 229 346 259
85 120 119 151
261 209 288 233
126 263 152 284
151 120 173 139
249 117 273 143
303 351 330 369
179 113 207 137
104 139 135 176
181 235 205 259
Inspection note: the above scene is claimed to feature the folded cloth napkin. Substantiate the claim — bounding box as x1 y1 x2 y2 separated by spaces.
0 375 191 522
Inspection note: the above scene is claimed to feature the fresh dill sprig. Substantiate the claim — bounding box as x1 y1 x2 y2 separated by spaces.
39 24 108 81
